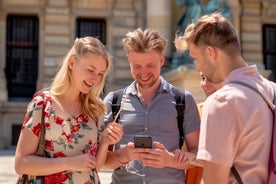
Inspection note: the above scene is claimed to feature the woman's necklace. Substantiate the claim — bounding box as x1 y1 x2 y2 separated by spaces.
55 96 81 118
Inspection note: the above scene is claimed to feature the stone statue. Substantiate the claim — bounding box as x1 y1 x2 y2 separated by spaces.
170 0 232 70
175 0 232 35
175 0 202 35
203 0 232 20
171 0 202 69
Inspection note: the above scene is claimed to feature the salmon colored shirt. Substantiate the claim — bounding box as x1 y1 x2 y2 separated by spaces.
198 65 274 183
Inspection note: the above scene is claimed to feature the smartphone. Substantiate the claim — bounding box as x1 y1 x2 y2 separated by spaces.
134 135 152 148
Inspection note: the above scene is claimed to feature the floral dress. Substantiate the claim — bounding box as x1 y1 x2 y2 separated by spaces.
22 90 105 184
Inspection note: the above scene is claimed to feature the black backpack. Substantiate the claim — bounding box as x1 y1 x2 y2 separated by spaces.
111 87 186 149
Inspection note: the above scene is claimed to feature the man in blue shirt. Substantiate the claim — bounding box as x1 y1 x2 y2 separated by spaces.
103 28 200 184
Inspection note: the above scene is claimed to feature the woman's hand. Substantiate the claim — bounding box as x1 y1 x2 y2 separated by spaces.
101 122 123 146
67 153 96 172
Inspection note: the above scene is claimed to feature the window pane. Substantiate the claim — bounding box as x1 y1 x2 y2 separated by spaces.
263 24 276 70
76 18 106 44
6 15 39 100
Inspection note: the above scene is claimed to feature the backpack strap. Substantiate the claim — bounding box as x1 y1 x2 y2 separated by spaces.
230 81 274 111
36 91 46 157
270 83 276 176
111 89 124 123
111 87 186 149
229 81 276 183
172 87 186 149
231 166 244 184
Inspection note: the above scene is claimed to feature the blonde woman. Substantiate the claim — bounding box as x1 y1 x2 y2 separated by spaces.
15 37 123 184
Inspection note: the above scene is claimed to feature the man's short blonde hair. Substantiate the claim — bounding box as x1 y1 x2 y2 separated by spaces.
175 12 240 56
122 28 167 55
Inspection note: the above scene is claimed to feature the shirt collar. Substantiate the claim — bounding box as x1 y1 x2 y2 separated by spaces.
224 65 258 84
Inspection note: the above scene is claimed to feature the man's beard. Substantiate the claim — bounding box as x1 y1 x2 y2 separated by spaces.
136 75 156 89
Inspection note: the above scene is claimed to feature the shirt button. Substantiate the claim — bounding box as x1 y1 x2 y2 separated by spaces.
145 127 148 131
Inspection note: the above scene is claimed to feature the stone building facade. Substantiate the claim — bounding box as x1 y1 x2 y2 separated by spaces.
0 0 275 149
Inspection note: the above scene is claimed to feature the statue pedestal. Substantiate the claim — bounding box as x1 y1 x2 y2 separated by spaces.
163 65 205 103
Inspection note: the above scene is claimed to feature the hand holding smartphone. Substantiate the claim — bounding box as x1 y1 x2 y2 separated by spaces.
134 135 152 148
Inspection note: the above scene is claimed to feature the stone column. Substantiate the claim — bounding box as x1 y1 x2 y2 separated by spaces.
0 12 7 102
146 0 172 55
229 0 241 41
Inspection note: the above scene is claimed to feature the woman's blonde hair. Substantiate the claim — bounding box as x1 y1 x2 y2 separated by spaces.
50 37 111 121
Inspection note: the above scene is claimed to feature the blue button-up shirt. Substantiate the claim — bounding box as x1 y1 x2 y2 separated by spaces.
104 77 200 184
